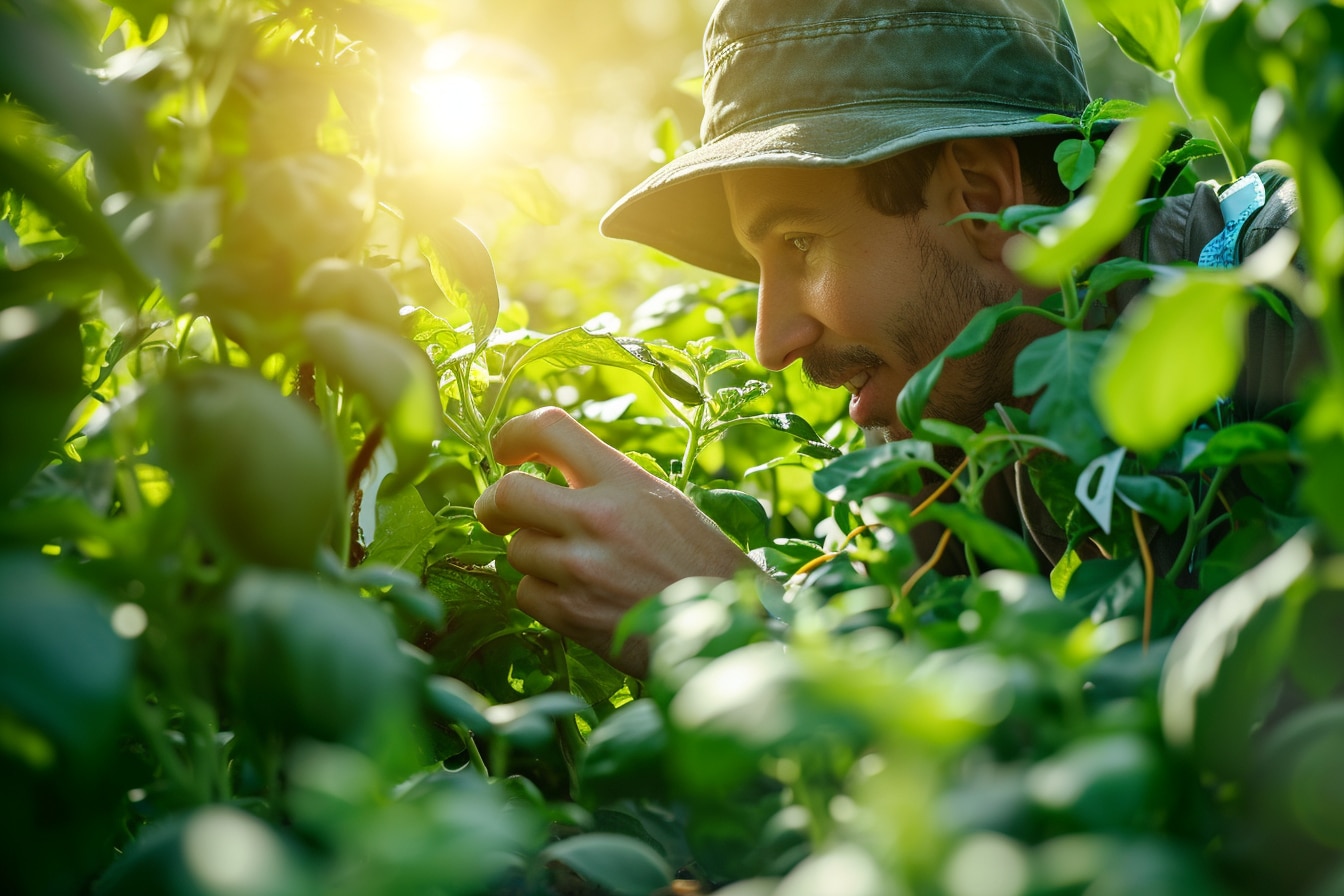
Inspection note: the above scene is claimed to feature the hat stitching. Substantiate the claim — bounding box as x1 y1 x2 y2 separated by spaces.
707 12 1078 75
709 97 1084 145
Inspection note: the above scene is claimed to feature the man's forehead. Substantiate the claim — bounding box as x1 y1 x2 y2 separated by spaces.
723 167 860 241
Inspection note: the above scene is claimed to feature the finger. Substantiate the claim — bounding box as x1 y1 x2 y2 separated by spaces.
513 573 650 679
491 406 636 488
474 471 582 536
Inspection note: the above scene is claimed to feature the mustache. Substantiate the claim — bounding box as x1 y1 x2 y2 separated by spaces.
801 345 885 388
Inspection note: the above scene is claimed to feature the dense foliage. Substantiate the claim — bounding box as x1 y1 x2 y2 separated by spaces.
1 0 1342 894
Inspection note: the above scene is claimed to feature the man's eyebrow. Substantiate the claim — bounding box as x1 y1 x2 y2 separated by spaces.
738 203 829 244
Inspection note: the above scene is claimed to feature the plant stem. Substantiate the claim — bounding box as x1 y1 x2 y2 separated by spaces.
674 402 707 493
1167 465 1232 580
454 724 490 776
1060 273 1080 323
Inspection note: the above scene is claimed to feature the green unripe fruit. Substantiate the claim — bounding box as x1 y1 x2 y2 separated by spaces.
653 363 704 406
156 364 344 569
295 258 403 332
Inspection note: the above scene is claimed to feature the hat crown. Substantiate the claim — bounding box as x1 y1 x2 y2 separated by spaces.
701 0 1090 146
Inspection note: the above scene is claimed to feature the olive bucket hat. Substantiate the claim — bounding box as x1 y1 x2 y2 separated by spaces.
600 0 1094 282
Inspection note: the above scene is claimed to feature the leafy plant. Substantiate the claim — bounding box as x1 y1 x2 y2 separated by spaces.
2 0 1342 894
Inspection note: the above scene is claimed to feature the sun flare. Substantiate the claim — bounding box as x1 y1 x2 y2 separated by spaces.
411 72 499 155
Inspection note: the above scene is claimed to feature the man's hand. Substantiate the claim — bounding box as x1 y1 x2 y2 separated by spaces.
473 407 756 677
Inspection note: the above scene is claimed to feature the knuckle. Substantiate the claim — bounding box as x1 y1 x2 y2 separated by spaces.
529 405 573 433
490 470 529 511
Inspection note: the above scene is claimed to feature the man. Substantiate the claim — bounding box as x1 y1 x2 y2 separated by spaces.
473 0 1314 675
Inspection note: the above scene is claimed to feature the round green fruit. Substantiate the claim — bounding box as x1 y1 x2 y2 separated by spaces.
157 364 344 569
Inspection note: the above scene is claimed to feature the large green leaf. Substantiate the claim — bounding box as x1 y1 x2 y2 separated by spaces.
719 412 840 458
540 833 673 896
1160 534 1311 777
1083 0 1183 73
1182 421 1292 472
918 501 1038 573
508 326 659 380
0 553 131 767
229 569 420 749
0 303 85 504
418 218 500 351
580 699 668 803
1014 329 1108 463
1115 474 1190 534
1093 272 1253 454
690 486 769 551
812 439 935 503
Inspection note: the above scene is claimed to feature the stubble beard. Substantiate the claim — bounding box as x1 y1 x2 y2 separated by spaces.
803 229 1020 445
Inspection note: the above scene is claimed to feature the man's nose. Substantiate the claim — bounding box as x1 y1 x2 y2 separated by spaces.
754 270 822 371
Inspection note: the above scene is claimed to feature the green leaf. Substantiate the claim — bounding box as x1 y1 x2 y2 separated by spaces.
1064 558 1145 621
1302 434 1344 548
720 412 840 458
1014 329 1108 463
364 484 438 576
1083 0 1182 73
229 569 420 749
540 833 673 896
106 190 220 302
690 486 769 552
1054 138 1097 191
918 501 1038 573
1181 421 1291 471
1160 533 1311 777
0 303 85 504
509 327 659 380
0 553 131 767
1084 257 1158 298
581 699 668 803
0 108 147 293
425 676 494 734
1027 733 1160 828
898 294 1024 431
1093 272 1254 454
813 439 935 503
485 692 587 748
1008 103 1177 286
419 218 500 351
1159 137 1224 168
1115 474 1190 533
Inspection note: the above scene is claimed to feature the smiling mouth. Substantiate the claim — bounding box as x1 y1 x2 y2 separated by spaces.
843 369 873 396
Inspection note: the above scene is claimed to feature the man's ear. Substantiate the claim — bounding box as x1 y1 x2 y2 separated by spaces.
936 138 1025 262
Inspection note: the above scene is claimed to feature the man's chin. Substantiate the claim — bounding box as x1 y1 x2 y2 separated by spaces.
862 423 908 446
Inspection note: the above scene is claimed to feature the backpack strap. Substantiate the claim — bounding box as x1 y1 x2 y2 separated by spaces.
1197 172 1266 268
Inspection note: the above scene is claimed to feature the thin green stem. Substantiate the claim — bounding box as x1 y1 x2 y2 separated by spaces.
1060 274 1080 323
454 724 489 776
131 694 203 804
1167 465 1232 581
1207 116 1246 180
674 402 707 493
537 631 585 798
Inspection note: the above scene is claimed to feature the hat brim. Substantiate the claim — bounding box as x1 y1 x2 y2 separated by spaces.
601 104 1090 283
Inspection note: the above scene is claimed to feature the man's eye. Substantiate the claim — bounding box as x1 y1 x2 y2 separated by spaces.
788 235 812 252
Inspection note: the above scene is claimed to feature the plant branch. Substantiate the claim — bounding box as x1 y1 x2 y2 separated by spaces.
1132 508 1155 652
1167 465 1232 581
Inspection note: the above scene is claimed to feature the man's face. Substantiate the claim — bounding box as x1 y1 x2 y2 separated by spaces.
723 165 1038 442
